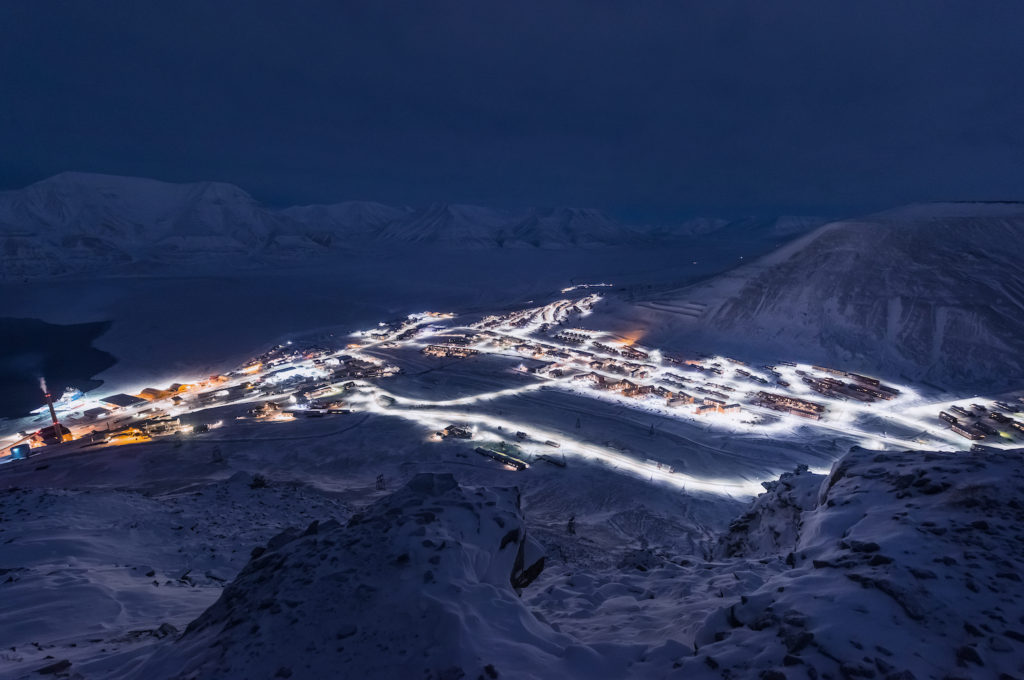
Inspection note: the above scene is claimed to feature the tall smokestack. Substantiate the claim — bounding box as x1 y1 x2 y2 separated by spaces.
45 392 58 426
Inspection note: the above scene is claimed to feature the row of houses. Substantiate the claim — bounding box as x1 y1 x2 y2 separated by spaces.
754 391 826 419
553 331 589 346
808 366 901 397
431 333 477 346
941 403 1024 442
422 344 479 358
735 368 769 385
573 372 740 415
588 357 649 379
695 397 741 415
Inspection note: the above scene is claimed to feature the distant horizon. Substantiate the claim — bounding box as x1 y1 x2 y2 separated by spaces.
20 168 1019 227
9 168 1024 226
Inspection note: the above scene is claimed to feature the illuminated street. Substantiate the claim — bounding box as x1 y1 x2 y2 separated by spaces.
4 293 1021 496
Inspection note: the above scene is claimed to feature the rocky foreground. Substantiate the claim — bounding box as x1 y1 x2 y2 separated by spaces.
674 448 1024 679
118 448 1024 680
128 473 568 680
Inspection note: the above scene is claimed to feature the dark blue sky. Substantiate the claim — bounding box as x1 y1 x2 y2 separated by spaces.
1 1 1022 220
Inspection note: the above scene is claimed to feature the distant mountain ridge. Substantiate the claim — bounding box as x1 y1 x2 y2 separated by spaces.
0 172 825 279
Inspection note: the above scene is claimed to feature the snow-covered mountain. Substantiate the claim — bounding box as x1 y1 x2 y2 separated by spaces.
130 473 574 680
507 207 644 248
613 202 1024 389
280 200 413 244
0 172 824 279
0 172 310 278
288 202 644 249
374 202 525 247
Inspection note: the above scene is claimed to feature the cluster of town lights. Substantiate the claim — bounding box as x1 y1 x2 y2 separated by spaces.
4 290 1022 498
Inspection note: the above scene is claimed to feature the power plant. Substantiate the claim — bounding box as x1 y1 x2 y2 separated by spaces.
32 389 73 447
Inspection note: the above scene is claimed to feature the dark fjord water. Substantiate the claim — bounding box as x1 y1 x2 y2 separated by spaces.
0 318 116 419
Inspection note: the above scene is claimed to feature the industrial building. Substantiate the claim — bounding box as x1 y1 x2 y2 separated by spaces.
101 393 148 409
474 446 529 471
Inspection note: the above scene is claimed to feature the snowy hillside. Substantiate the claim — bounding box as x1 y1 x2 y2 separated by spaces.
607 202 1024 389
2 436 1022 679
0 174 640 279
0 173 316 278
0 175 576 278
286 202 644 249
0 173 826 279
375 202 525 247
671 446 1024 679
507 207 644 248
279 200 412 244
130 473 571 680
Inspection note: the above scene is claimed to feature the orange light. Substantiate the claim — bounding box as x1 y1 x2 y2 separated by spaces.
108 428 152 446
619 330 645 346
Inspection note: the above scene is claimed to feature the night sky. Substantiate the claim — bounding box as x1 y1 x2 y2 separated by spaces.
2 1 1022 220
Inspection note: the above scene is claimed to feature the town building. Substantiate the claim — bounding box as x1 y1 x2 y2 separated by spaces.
951 423 984 440
440 425 473 439
474 446 528 471
755 391 825 419
422 345 479 358
137 387 175 401
100 393 148 409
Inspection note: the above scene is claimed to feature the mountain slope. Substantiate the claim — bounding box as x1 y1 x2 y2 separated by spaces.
129 473 616 680
620 202 1024 389
670 446 1024 679
508 207 640 248
375 202 523 247
0 174 657 278
0 173 313 277
280 201 412 244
